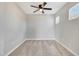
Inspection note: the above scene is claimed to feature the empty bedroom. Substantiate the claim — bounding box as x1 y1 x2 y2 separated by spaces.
0 2 79 56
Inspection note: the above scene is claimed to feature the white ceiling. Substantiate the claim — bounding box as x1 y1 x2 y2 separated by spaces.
16 2 67 14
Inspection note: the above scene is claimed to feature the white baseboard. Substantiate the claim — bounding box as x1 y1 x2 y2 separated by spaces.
55 40 78 56
6 39 26 56
25 38 56 40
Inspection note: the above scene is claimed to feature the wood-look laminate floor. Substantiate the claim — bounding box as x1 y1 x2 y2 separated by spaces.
9 40 74 56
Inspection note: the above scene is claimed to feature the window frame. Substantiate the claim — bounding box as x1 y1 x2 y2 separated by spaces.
69 3 79 20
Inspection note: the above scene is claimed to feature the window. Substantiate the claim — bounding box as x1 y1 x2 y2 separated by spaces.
69 3 79 20
56 16 60 24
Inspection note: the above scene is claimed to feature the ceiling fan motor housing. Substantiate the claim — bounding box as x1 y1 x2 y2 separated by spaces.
39 5 42 8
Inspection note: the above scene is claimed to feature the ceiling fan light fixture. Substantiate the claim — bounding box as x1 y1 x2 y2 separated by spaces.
40 9 42 11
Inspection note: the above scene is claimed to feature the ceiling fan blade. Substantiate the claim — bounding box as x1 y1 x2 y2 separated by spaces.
33 9 40 13
42 10 44 14
43 8 52 10
43 2 47 6
30 5 39 8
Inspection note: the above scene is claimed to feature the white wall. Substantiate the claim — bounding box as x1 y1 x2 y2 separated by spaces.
26 14 55 39
0 3 27 55
55 2 79 55
0 2 5 56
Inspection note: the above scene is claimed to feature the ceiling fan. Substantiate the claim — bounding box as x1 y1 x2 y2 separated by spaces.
30 2 52 14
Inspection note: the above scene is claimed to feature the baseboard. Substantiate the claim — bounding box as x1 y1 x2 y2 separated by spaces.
5 39 26 56
25 38 56 40
55 40 78 56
